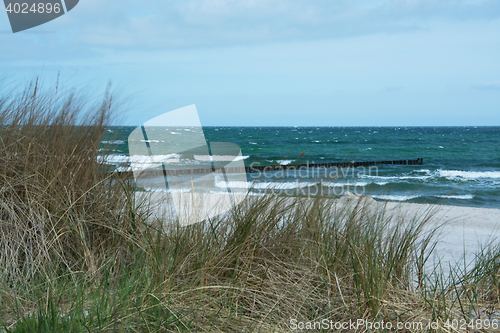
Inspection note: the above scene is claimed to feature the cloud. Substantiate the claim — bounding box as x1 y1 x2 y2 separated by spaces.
472 81 500 90
2 0 500 63
44 0 500 49
375 0 500 20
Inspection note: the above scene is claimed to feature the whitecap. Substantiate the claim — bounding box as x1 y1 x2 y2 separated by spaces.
372 194 420 201
434 194 474 200
194 155 249 162
258 182 316 190
226 181 317 190
101 140 126 144
439 170 500 180
99 153 182 167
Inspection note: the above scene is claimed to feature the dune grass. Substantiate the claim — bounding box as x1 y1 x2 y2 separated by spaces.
1 80 500 332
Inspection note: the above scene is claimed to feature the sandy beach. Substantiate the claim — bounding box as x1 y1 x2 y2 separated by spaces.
140 189 500 272
390 201 500 269
337 193 500 271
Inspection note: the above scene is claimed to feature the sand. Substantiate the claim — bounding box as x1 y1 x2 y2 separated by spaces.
389 201 500 270
338 192 500 271
138 190 500 271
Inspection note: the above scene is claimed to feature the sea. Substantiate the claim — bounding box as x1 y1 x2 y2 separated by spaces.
101 126 500 209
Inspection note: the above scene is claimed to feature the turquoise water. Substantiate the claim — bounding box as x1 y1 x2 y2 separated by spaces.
103 126 500 209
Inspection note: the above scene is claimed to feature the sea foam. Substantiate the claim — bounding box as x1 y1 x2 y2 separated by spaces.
372 194 421 201
439 170 500 180
434 194 474 200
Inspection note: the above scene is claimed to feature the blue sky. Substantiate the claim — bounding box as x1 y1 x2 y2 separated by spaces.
1 0 500 126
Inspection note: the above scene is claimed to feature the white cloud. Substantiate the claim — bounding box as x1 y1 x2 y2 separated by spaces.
43 0 500 49
2 0 500 62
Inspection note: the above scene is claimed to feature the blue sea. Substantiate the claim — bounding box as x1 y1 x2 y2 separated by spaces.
102 126 500 209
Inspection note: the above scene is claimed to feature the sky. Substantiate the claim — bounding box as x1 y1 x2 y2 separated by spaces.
1 0 500 126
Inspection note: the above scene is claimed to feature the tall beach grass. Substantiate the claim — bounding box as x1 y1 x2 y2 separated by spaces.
1 80 500 332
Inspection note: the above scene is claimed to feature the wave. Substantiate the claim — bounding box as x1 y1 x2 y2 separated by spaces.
399 175 432 180
438 170 500 180
361 175 430 181
372 194 421 201
253 181 316 190
194 155 249 162
363 169 500 182
100 154 182 164
101 140 126 144
141 140 161 143
218 181 316 190
433 194 474 200
325 181 387 187
103 154 249 164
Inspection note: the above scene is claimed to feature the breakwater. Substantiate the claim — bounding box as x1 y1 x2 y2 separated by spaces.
127 158 423 177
